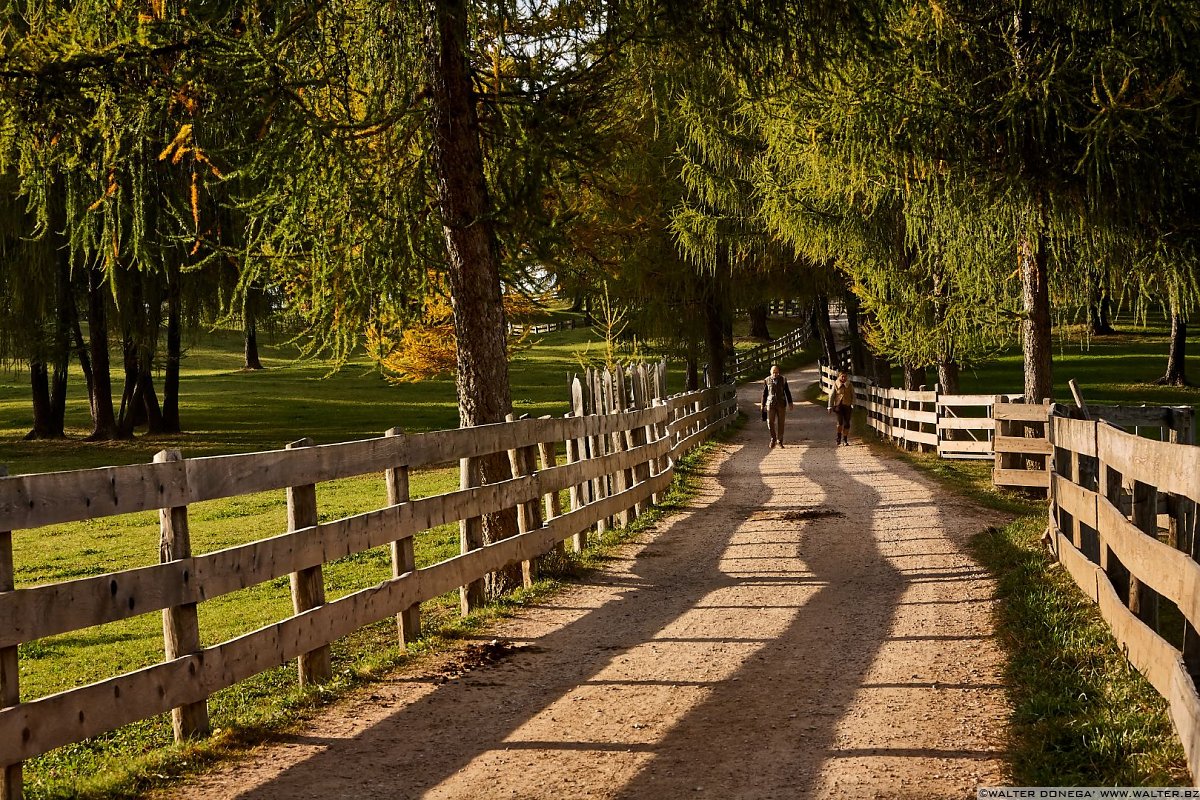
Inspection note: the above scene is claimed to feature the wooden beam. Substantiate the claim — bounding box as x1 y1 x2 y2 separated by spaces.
0 464 21 800
154 450 210 742
385 427 419 647
285 439 332 686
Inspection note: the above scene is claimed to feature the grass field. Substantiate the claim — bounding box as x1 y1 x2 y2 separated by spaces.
0 312 802 799
933 317 1200 411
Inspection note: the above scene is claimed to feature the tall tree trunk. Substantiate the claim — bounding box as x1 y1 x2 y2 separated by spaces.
117 333 140 438
748 303 770 340
1089 284 1115 336
1158 310 1189 386
140 370 165 434
811 295 838 366
162 274 183 433
1019 224 1053 403
26 360 54 440
937 359 960 394
86 263 119 440
70 299 95 424
722 312 735 356
845 293 866 374
873 356 893 389
48 250 71 437
903 363 927 391
243 302 264 371
704 285 726 385
425 0 516 597
685 339 699 391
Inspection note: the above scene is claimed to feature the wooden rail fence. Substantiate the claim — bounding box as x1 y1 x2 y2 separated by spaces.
819 364 1194 494
0 363 736 800
730 326 812 382
1049 411 1200 784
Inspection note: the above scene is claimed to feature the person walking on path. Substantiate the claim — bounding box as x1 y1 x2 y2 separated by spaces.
828 370 856 446
760 364 794 448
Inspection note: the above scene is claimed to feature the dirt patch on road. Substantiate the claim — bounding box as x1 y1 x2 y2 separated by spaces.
172 365 1011 800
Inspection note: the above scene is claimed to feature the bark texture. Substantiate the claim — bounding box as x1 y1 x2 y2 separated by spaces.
425 0 516 594
86 263 119 440
1157 312 1190 386
1019 228 1053 403
749 303 770 340
903 363 927 391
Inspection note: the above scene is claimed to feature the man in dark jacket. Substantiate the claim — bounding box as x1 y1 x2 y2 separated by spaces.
760 365 794 447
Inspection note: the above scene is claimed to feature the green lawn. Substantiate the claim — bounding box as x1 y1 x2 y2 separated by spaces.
931 317 1200 412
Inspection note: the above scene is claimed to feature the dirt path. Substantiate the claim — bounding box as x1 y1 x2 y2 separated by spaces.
174 364 1011 800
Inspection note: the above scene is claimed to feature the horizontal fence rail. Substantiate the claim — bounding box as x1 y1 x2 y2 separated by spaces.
1049 414 1200 785
0 361 737 800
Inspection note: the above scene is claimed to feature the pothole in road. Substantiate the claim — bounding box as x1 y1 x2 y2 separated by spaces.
748 508 845 521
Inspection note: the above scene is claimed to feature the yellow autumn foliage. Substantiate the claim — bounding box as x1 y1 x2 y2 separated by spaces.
368 278 541 383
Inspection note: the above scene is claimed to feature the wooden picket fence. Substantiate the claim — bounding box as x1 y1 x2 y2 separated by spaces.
0 362 737 800
1049 410 1200 784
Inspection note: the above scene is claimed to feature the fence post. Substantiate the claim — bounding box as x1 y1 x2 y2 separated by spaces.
611 364 633 527
384 427 419 647
590 368 609 535
536 421 565 557
506 414 543 587
154 450 212 738
0 465 22 800
569 377 589 553
1130 479 1159 628
631 364 650 516
284 439 333 686
459 454 486 614
1098 447 1132 605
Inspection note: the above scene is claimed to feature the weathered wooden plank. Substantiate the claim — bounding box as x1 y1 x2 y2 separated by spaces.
937 440 993 454
285 439 332 686
1093 404 1184 429
938 394 1010 406
1096 497 1200 634
0 434 672 648
992 404 1051 422
937 417 995 431
1056 531 1101 602
1052 417 1098 457
0 465 20 798
1094 559 1179 698
891 409 938 425
992 468 1050 488
0 460 188 533
1099 422 1200 500
385 427 419 647
1054 475 1098 529
1167 662 1200 788
994 435 1053 455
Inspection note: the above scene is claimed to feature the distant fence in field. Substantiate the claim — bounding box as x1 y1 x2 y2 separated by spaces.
507 319 580 336
0 361 736 800
730 326 812 383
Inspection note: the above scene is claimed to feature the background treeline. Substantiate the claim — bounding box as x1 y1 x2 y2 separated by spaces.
0 0 1197 446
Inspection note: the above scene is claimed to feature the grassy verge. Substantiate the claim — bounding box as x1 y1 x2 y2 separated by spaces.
22 416 741 799
809 383 1189 785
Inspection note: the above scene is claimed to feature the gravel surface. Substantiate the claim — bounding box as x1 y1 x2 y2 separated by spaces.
172 364 1011 800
